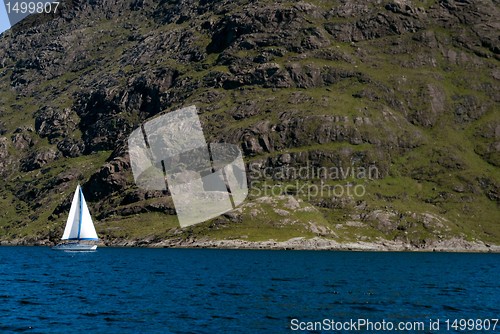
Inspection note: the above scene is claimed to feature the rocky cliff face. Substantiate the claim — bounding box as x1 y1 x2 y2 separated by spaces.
0 0 498 247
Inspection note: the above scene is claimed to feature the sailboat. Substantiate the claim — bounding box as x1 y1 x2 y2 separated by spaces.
52 184 99 251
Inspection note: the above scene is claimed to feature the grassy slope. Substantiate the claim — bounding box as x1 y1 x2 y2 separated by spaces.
0 1 498 246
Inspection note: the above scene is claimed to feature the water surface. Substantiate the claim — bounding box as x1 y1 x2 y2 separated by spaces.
0 247 498 333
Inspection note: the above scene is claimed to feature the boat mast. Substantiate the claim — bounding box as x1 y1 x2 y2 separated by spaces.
77 185 83 241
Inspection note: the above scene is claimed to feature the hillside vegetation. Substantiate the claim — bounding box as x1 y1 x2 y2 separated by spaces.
0 0 498 249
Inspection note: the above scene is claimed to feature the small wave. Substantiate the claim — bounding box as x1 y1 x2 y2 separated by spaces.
81 310 121 318
441 287 466 293
270 277 294 282
175 313 197 320
82 312 100 318
406 302 433 309
152 271 166 276
351 305 380 312
100 311 122 316
442 305 461 311
0 325 36 333
14 278 41 284
78 296 90 304
223 291 246 296
18 299 41 306
265 315 280 320
211 314 237 320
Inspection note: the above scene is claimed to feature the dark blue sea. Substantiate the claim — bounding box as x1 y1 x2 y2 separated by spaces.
0 247 498 333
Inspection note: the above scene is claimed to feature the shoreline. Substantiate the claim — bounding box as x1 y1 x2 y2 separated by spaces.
2 237 499 253
149 237 500 253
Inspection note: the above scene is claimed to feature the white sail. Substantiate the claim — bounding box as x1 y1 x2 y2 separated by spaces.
61 185 80 240
61 185 98 241
78 192 98 240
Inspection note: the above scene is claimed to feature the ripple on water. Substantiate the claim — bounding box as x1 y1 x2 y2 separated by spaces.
18 299 42 306
211 314 237 320
1 325 35 332
270 277 294 282
442 305 462 312
350 305 380 312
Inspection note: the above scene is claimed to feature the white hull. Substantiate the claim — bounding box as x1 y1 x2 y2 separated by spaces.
52 242 97 252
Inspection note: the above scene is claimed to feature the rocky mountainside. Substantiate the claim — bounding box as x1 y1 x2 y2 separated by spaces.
0 0 498 249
